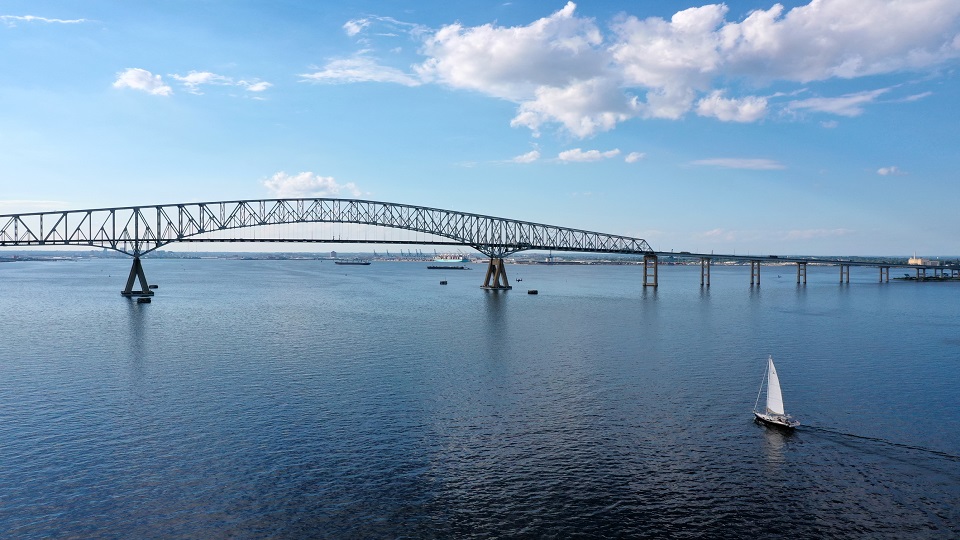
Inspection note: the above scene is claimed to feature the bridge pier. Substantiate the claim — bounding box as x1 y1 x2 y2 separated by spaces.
796 262 807 284
121 256 154 297
700 257 711 287
481 257 512 290
879 266 889 282
643 254 658 287
840 264 850 283
750 260 760 286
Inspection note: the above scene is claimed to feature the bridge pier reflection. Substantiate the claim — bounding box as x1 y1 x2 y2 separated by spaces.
120 257 154 297
481 258 512 290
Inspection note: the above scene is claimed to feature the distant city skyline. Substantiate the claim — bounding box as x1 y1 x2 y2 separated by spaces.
3 1 960 256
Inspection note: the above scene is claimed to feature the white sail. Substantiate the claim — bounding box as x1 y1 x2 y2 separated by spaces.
765 356 785 415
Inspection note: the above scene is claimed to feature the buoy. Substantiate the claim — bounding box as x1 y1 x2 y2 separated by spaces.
440 280 447 285
527 289 538 295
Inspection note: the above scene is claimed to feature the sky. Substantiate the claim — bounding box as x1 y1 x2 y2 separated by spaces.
2 0 960 257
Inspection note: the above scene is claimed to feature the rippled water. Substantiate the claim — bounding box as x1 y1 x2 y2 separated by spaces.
1 258 958 538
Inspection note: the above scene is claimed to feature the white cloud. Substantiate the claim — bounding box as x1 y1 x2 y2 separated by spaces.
820 120 839 128
877 166 905 176
170 71 272 95
1 15 88 26
696 90 767 122
113 68 172 96
625 152 646 163
510 78 637 138
719 0 960 82
416 2 605 100
170 71 232 94
511 150 540 163
344 18 370 37
786 88 889 117
300 55 421 86
558 148 620 162
900 92 933 103
240 80 272 92
691 158 785 170
325 0 960 137
262 172 362 198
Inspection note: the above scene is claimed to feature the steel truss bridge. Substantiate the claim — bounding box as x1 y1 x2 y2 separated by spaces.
0 198 655 295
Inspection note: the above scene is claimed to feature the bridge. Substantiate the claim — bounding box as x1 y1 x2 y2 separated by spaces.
0 198 656 295
1 198 956 296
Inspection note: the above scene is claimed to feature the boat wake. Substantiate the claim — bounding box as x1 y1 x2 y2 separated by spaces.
803 424 960 462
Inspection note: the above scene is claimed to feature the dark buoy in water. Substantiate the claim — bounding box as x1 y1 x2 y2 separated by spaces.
440 280 448 285
527 289 538 295
137 297 151 303
149 284 159 289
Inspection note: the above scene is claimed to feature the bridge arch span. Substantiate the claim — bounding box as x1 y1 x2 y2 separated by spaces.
0 198 653 258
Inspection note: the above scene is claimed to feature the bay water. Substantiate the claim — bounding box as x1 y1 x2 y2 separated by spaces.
1 258 958 538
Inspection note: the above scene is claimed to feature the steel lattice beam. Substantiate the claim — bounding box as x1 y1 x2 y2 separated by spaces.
0 198 654 258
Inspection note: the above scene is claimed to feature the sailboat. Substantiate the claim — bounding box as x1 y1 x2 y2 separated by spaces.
753 355 800 428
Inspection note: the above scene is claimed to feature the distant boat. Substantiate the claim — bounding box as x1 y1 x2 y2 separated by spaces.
753 355 800 428
334 258 371 265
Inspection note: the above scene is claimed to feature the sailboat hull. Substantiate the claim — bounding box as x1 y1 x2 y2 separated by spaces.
753 411 799 429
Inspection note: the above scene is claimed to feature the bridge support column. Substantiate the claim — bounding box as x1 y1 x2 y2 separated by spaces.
879 266 889 283
700 257 711 287
643 254 658 287
481 258 511 290
840 264 850 283
121 257 154 297
750 260 760 286
796 262 807 284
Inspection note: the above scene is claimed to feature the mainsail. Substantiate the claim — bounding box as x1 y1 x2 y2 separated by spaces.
765 356 785 415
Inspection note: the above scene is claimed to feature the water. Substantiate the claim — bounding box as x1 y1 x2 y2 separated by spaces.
0 258 958 538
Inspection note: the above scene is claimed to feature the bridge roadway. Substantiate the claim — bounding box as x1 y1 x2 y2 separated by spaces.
0 198 956 296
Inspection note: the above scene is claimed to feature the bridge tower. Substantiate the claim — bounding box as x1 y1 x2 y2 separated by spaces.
120 256 154 297
481 258 512 290
644 254 658 287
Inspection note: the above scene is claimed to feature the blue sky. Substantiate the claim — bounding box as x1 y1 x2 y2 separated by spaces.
2 1 960 256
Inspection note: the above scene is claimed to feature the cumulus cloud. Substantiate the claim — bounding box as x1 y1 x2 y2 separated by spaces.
300 55 421 86
262 172 362 198
113 68 172 96
170 70 272 95
696 90 767 122
877 166 905 176
320 0 960 137
691 158 785 170
511 150 540 163
558 148 620 162
625 152 646 163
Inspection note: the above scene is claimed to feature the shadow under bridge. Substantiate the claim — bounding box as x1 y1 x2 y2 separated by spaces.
0 198 654 295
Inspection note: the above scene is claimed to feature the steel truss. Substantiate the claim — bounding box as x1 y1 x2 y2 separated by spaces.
0 198 653 258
